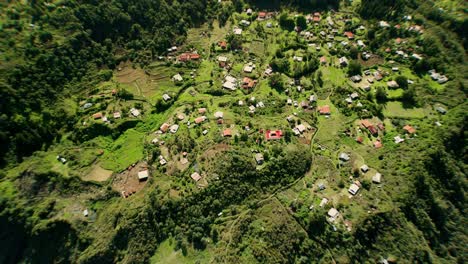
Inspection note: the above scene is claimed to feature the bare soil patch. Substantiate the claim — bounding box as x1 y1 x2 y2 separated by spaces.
112 161 149 197
82 164 113 182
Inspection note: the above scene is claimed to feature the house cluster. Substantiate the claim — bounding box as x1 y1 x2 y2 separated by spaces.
428 70 448 84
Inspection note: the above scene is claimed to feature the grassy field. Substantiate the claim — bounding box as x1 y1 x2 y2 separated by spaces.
100 129 145 172
383 101 428 119
150 238 213 264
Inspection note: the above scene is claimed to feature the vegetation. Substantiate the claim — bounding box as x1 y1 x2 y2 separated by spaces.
0 0 466 263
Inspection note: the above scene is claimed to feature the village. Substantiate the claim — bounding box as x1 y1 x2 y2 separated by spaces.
59 6 449 233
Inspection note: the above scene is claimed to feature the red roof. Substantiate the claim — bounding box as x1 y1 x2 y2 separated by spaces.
265 130 283 140
374 141 383 149
195 116 205 124
320 56 327 63
395 38 402 44
160 123 170 132
92 113 102 119
258 12 266 18
178 53 200 61
218 41 227 49
368 125 378 135
319 105 331 115
360 119 372 128
313 16 320 22
242 77 256 89
356 136 363 143
377 123 385 131
403 125 416 134
198 108 206 114
344 31 354 39
223 129 232 137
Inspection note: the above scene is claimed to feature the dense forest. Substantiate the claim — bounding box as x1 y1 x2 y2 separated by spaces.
0 0 466 263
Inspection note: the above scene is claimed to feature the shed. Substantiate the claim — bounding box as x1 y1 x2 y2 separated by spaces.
138 170 149 181
191 172 202 182
328 208 339 218
372 173 382 183
255 153 264 165
348 183 360 195
360 165 369 173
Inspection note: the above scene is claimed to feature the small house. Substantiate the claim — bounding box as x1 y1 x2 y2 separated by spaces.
372 173 382 183
138 170 149 181
223 129 232 137
348 183 360 195
130 108 140 117
214 111 224 119
319 198 328 207
387 80 399 89
360 165 369 173
195 116 207 124
344 31 354 40
169 124 179 134
255 153 264 165
191 172 202 182
320 56 327 64
328 208 339 218
339 153 350 161
394 135 404 144
373 141 383 148
233 28 242 35
339 57 349 67
435 106 447 114
172 73 183 82
265 130 283 140
243 65 254 73
318 105 331 115
113 112 121 119
92 112 103 120
223 81 236 90
162 94 171 101
198 108 207 114
160 123 170 133
403 125 416 134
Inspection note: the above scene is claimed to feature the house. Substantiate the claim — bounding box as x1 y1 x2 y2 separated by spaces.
319 198 328 207
435 106 447 114
163 94 171 101
339 57 349 66
265 130 283 140
255 153 264 165
83 102 93 109
318 105 331 115
240 19 250 26
218 41 227 49
320 56 327 64
198 108 207 114
372 173 382 184
249 105 256 113
170 124 179 134
296 124 306 134
286 115 294 122
177 113 185 121
113 112 122 119
178 53 200 62
394 135 405 144
403 125 416 134
412 53 423 60
223 128 232 137
339 153 350 162
242 77 257 89
256 101 265 108
223 81 236 91
264 67 273 75
159 155 167 165
243 64 254 73
195 116 207 124
218 55 228 63
92 112 103 120
300 101 309 109
233 28 242 35
138 170 149 181
360 165 369 173
392 67 399 72
258 11 267 20
379 21 390 28
356 136 363 143
214 111 224 119
266 22 272 28
309 95 317 103
318 183 326 190
387 80 399 88
83 209 89 217
374 72 383 81
160 123 170 133
172 73 183 82
357 40 365 47
345 97 353 104
246 8 253 15
191 172 202 182
287 98 293 105
350 75 362 83
374 141 383 148
344 31 354 40
348 183 360 195
350 92 359 100
328 208 339 218
130 108 140 117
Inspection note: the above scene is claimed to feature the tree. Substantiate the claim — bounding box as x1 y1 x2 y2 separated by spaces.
395 75 408 89
402 87 417 105
279 13 295 31
269 73 284 92
296 15 307 30
348 60 362 76
349 46 359 59
375 86 387 102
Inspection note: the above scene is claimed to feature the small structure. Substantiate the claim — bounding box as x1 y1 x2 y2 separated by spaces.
178 53 200 62
130 108 140 117
403 125 416 134
318 105 331 115
242 77 257 89
138 170 149 181
387 80 399 89
162 94 171 101
214 111 224 119
92 112 103 120
320 56 327 64
195 116 207 124
394 135 405 144
223 129 232 137
374 141 383 149
113 112 121 119
360 165 369 173
339 57 349 67
328 208 339 219
372 173 382 183
265 130 283 140
233 28 242 35
83 209 89 217
198 108 207 114
344 31 354 40
339 153 350 161
191 172 202 182
243 64 254 73
172 73 183 82
255 153 264 165
348 183 360 195
435 106 447 114
169 124 179 134
160 123 170 133
319 198 328 207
